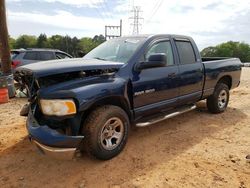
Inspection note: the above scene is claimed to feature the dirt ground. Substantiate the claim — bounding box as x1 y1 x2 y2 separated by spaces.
0 68 250 188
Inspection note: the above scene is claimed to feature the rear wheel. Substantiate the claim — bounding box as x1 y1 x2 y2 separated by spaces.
82 105 129 160
207 83 229 113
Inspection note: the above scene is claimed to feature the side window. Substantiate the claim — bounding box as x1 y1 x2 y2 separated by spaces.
146 41 174 66
55 52 71 59
175 41 196 64
11 51 20 60
23 52 39 60
39 52 55 60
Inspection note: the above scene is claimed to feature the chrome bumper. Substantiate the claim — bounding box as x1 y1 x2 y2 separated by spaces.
33 140 77 160
26 111 84 160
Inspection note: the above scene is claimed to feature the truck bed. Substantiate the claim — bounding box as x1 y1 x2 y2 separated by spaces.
201 57 242 99
202 57 232 62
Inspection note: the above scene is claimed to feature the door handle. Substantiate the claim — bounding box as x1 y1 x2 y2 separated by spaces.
168 73 176 78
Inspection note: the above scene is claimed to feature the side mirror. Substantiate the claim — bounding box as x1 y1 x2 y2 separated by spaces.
136 53 167 71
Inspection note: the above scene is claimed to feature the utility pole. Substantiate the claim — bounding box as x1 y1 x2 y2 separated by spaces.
129 6 143 35
105 19 122 40
0 0 11 74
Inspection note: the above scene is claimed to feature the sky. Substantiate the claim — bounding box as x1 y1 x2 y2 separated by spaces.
5 0 250 50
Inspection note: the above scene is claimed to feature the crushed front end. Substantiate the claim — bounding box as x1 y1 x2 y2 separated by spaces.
15 69 84 159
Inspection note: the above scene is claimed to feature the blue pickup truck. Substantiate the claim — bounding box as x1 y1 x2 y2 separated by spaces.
15 34 242 160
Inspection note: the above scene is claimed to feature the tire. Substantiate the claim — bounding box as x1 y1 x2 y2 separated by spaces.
207 83 229 114
82 105 129 160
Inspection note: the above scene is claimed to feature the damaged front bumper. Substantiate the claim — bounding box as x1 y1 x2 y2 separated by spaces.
26 111 84 159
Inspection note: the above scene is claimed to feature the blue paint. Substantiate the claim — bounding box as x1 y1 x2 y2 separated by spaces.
16 34 242 149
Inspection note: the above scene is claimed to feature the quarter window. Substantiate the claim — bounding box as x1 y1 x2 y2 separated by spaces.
55 52 71 59
146 41 174 66
175 41 196 64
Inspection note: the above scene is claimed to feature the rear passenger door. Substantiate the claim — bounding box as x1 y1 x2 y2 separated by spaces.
175 39 204 104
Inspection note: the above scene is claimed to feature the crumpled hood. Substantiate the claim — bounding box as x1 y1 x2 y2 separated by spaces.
15 58 124 78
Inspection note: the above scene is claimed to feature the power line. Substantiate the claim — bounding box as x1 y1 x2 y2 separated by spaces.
145 0 164 23
102 0 113 19
89 0 107 24
99 0 112 20
146 0 164 23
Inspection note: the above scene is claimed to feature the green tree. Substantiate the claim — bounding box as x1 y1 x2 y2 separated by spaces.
37 33 49 48
201 41 250 62
14 35 37 49
7 34 107 57
8 36 15 49
200 46 217 57
62 35 71 54
93 34 105 44
71 36 81 57
48 35 64 50
78 37 97 55
236 42 250 62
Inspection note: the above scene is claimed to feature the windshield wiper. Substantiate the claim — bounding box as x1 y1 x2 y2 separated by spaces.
94 57 107 61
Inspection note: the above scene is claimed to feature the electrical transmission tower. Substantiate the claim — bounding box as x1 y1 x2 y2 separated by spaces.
129 6 143 35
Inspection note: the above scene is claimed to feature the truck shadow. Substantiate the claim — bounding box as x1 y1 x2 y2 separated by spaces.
0 102 247 188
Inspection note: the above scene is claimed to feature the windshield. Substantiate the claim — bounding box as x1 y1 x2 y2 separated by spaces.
84 38 145 63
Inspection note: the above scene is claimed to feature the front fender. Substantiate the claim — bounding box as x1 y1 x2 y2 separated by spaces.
71 77 130 112
37 76 131 114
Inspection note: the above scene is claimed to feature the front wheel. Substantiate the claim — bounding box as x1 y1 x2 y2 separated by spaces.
82 105 129 160
207 83 229 113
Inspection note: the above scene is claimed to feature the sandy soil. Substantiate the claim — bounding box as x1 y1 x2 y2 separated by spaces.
0 68 250 188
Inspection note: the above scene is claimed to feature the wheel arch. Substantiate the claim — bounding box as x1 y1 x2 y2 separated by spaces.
80 96 132 126
217 75 232 90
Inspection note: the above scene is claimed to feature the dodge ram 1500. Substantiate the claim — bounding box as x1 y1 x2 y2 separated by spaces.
15 34 242 160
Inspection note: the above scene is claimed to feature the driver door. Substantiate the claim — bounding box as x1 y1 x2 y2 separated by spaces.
132 40 179 118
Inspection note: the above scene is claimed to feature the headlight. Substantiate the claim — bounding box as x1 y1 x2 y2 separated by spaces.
40 99 76 116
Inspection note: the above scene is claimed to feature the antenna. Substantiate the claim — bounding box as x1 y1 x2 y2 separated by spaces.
129 6 143 35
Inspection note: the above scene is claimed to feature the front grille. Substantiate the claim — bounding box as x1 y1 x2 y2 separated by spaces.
14 70 39 100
